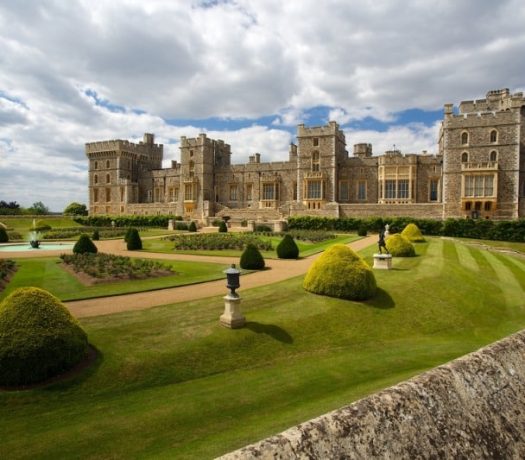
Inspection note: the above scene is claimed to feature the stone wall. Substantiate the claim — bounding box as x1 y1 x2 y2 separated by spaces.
220 329 525 459
339 203 443 219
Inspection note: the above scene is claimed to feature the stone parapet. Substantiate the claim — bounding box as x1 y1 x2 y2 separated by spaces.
220 329 525 459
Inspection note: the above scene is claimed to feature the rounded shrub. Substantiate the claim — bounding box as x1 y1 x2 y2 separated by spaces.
276 234 299 259
124 227 134 243
188 221 197 232
0 227 8 243
218 221 228 233
385 233 416 257
0 287 89 386
303 244 376 300
357 225 368 237
126 228 142 250
92 229 100 241
401 223 425 242
73 234 98 254
240 243 265 270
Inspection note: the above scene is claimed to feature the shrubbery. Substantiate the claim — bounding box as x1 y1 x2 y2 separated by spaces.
303 245 376 300
401 223 425 242
0 259 16 285
276 234 299 259
168 233 272 251
73 234 98 254
92 229 100 241
126 228 142 250
218 221 228 233
0 287 89 386
357 225 368 237
0 227 8 243
43 227 129 240
239 244 265 270
188 221 197 232
73 215 182 228
386 234 416 257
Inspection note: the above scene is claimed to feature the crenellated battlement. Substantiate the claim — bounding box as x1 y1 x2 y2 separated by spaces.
85 137 163 157
297 121 345 142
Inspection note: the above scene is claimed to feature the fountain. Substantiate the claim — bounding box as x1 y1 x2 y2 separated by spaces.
29 219 40 249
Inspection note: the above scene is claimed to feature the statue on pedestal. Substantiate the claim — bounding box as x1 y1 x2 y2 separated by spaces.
378 231 389 254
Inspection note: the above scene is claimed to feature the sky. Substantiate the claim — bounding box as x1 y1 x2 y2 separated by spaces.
1 0 524 211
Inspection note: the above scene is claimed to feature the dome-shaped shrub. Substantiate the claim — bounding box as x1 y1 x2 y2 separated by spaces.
303 244 376 300
73 234 98 254
0 287 89 386
218 221 228 233
126 228 142 250
276 234 299 259
188 221 197 232
401 223 425 242
386 233 416 257
124 227 133 243
92 229 100 241
240 243 265 270
0 227 8 243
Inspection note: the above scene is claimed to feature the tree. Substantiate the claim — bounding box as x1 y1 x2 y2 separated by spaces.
0 201 21 215
0 227 8 243
28 201 49 215
126 228 142 250
73 234 98 254
64 202 88 216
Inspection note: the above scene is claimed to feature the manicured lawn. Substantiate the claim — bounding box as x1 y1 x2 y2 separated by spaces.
143 233 360 258
454 237 525 254
1 238 525 459
0 215 82 233
0 257 228 301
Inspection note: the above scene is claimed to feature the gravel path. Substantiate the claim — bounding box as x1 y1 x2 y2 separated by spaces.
65 235 377 318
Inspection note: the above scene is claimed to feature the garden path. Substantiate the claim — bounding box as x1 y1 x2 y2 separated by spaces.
65 235 377 318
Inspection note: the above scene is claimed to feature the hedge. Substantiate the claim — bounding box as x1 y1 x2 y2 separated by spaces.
287 216 525 242
73 215 182 228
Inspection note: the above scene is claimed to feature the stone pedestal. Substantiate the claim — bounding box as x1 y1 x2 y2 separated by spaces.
168 219 174 231
373 253 392 270
220 295 245 329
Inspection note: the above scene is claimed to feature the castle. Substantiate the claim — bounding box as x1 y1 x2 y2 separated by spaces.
86 89 525 222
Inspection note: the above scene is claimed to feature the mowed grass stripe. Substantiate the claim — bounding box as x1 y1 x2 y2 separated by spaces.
416 237 444 273
478 250 524 308
492 253 525 292
455 242 480 272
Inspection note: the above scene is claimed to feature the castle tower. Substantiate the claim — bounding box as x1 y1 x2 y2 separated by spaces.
85 133 163 215
441 89 525 219
296 121 347 209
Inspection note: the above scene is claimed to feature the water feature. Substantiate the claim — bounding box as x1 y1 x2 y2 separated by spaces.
0 242 74 252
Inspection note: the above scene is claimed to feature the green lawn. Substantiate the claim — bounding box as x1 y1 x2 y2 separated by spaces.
142 233 360 258
454 237 525 254
1 238 525 459
0 257 228 301
0 215 82 233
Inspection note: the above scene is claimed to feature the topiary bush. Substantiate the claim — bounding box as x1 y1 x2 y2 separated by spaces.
240 243 265 270
92 229 100 241
0 287 89 386
385 233 416 257
401 223 425 242
357 225 368 237
303 244 376 300
73 234 98 254
188 221 197 232
126 228 142 250
124 227 133 243
276 234 299 259
218 221 228 233
0 227 8 243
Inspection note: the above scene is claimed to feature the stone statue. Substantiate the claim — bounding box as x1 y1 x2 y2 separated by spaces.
378 231 389 254
384 223 390 240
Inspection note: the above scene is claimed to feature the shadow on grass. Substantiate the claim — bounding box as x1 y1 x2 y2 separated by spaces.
245 322 294 344
365 287 395 309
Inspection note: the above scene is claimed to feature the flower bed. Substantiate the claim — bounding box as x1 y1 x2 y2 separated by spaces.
166 233 273 251
0 259 17 292
254 229 336 243
44 227 132 240
60 253 174 283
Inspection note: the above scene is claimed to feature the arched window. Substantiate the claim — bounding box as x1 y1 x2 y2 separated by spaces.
94 174 98 184
461 152 469 163
490 130 497 143
106 173 110 184
461 132 468 145
312 151 320 172
490 150 497 162
94 161 98 169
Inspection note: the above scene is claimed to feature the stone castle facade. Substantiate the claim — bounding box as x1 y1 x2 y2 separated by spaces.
86 89 525 222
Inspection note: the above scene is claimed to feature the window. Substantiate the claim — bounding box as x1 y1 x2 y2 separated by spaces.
313 138 319 147
94 174 98 184
465 201 472 211
464 175 494 197
184 183 194 201
430 179 439 201
461 152 469 163
490 130 497 143
311 151 320 172
105 188 111 202
190 149 194 157
385 180 396 199
120 187 124 201
106 173 110 184
106 160 110 168
93 188 99 202
293 181 297 200
484 202 492 211
94 161 98 169
307 181 322 199
461 132 468 145
189 161 194 177
262 183 276 200
339 181 349 202
229 185 238 201
398 180 409 199
490 150 497 162
246 184 253 201
358 181 366 200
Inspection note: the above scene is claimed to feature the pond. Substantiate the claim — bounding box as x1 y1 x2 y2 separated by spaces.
0 243 74 252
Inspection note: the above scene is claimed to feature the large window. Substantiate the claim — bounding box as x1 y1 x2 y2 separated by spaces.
464 175 494 197
229 185 238 201
184 183 194 201
311 151 320 172
398 180 409 199
246 184 253 201
385 180 396 199
430 179 439 201
461 132 469 145
307 181 322 199
358 180 366 200
339 181 349 202
262 183 276 200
